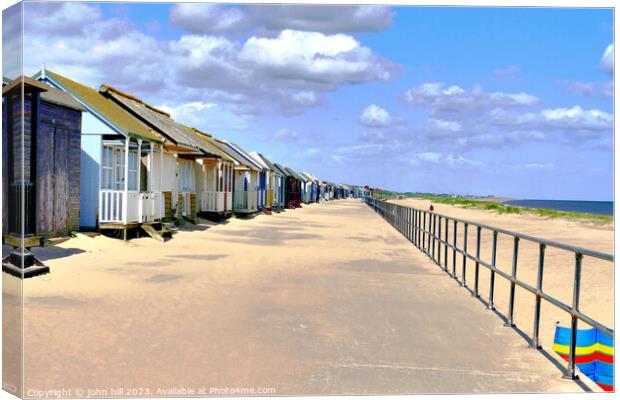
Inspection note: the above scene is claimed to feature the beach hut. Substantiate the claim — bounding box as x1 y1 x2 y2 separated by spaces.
2 77 83 249
299 173 310 204
301 172 318 203
276 164 301 208
306 173 321 202
322 181 334 200
211 140 262 215
287 168 306 207
261 154 287 211
186 128 235 219
99 84 224 224
247 152 270 211
297 172 308 203
269 160 288 210
250 152 285 212
316 181 326 202
35 69 169 241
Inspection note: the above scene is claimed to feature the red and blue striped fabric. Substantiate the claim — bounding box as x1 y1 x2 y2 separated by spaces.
553 325 614 391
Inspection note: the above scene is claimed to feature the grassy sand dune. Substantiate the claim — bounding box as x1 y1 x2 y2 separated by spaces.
417 194 613 225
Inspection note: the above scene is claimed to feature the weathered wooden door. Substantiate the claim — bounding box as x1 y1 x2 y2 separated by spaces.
53 127 70 231
37 123 70 234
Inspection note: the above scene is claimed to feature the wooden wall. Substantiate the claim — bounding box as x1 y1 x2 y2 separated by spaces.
35 101 82 236
2 92 30 235
2 98 7 234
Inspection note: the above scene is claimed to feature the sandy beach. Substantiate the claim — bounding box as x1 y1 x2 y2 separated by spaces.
2 199 602 396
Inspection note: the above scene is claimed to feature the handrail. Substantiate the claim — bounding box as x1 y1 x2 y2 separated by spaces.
364 197 614 381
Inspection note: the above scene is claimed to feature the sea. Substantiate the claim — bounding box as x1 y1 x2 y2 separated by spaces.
502 199 613 216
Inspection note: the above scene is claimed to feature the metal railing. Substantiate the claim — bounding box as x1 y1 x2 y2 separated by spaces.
364 197 614 380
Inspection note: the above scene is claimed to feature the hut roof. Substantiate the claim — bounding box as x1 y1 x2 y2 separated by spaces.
3 75 84 111
285 167 305 181
183 127 237 164
301 172 319 182
35 69 162 143
211 140 261 171
255 153 283 175
229 142 266 171
273 163 292 176
248 152 272 172
99 85 219 157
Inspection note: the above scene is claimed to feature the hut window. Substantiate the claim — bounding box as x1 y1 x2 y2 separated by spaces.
178 159 195 192
114 149 125 190
127 150 138 191
101 147 114 190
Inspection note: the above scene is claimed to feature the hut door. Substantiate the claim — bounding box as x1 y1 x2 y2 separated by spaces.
53 127 70 231
37 123 70 233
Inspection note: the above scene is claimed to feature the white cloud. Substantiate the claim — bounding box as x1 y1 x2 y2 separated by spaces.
428 118 462 134
485 106 612 146
402 81 610 150
157 102 250 132
22 3 399 122
600 44 614 75
359 104 402 128
493 106 613 132
408 152 482 168
540 106 611 129
26 2 102 36
239 30 398 87
170 4 394 35
291 91 320 106
404 82 539 111
170 4 247 34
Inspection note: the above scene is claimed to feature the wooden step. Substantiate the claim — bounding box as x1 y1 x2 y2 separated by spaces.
141 223 171 242
182 216 200 225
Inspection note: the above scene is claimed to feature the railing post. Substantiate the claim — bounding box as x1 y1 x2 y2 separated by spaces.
413 209 417 246
406 208 410 241
417 210 421 248
437 216 442 266
427 213 432 256
444 218 449 272
452 220 457 279
530 243 545 349
461 223 468 287
422 212 427 254
410 208 414 243
488 231 498 310
474 226 481 297
565 252 583 380
506 236 520 326
431 214 436 261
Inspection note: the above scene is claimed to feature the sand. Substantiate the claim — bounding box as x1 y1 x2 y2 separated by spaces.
2 199 601 396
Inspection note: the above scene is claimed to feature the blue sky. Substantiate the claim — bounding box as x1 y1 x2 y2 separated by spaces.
10 2 614 200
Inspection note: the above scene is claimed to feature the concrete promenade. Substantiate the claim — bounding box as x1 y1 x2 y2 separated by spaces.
5 199 584 395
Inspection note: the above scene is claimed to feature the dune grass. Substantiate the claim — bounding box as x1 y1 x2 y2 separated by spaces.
418 194 613 224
